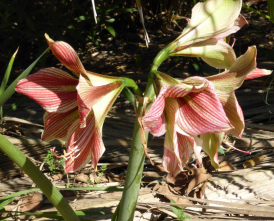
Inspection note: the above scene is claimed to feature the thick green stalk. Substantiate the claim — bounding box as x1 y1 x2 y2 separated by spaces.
123 77 142 96
117 46 171 221
0 134 80 221
117 104 148 220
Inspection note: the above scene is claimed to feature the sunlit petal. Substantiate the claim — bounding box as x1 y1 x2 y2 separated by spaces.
42 109 78 141
200 132 224 169
214 14 248 39
217 92 244 137
162 148 181 177
207 46 257 93
142 87 168 136
173 0 242 47
177 79 233 135
171 38 236 69
65 112 105 172
245 68 272 80
45 33 86 76
77 75 123 127
15 68 78 113
85 71 122 86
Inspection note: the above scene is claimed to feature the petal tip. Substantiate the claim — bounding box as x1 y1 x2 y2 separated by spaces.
45 33 54 44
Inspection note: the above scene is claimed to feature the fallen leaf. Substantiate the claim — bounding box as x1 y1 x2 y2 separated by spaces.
75 173 89 183
218 161 236 171
51 173 64 181
20 192 43 212
107 173 125 183
243 155 266 168
186 173 212 195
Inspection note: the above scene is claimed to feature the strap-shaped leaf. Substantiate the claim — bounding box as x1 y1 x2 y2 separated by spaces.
0 47 50 107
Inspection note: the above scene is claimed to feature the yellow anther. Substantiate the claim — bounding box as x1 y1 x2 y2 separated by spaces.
70 154 74 162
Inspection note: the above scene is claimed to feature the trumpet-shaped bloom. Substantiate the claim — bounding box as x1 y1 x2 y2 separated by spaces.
143 46 271 176
142 73 233 176
169 0 248 69
201 46 271 168
15 34 124 172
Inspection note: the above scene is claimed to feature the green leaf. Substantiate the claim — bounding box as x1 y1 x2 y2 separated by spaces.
106 25 115 37
107 18 115 23
3 95 29 117
0 47 50 107
0 134 80 221
121 88 134 105
170 199 190 220
115 8 137 12
67 24 74 29
218 146 226 155
59 187 123 191
0 197 14 210
268 0 274 22
0 47 19 119
79 16 86 20
0 189 40 202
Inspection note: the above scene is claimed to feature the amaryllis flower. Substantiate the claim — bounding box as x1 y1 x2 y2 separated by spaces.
142 72 234 176
143 46 271 176
168 0 248 69
15 34 125 172
201 46 271 168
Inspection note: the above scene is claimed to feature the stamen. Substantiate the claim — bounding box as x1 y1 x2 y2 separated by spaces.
231 38 236 48
51 147 67 159
70 154 75 162
222 137 251 155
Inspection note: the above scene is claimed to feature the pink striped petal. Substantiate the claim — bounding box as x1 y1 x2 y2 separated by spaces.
77 74 123 127
176 125 203 166
86 71 123 86
142 87 168 136
42 109 78 141
65 112 105 172
163 98 202 176
217 92 245 137
214 14 248 39
200 132 224 169
92 86 124 125
181 76 208 92
206 46 257 93
177 80 233 135
45 34 86 76
15 68 78 113
244 68 272 80
165 84 194 97
162 148 182 177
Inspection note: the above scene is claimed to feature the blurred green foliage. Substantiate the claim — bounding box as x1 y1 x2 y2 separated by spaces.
0 0 135 73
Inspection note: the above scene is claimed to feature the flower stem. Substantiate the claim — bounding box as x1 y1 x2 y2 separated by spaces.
123 77 142 96
117 45 171 221
0 134 80 221
242 3 272 22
